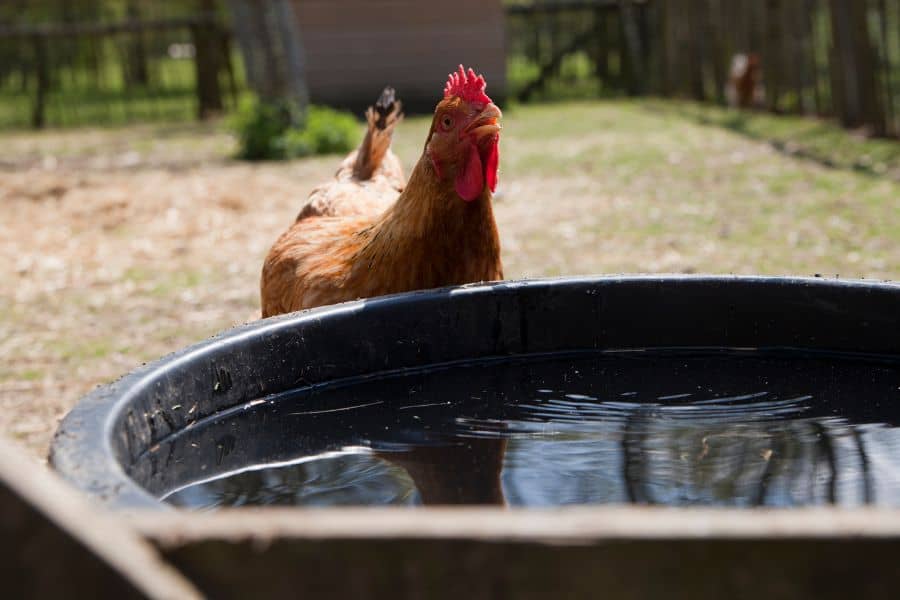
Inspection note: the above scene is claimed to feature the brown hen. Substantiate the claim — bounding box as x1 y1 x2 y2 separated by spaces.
261 66 503 317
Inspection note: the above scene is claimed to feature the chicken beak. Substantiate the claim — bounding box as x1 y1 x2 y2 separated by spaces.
465 103 502 140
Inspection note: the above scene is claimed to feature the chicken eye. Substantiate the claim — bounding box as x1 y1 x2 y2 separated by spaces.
441 115 454 130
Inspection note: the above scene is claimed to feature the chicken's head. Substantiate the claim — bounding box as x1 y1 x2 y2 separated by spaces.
426 65 502 202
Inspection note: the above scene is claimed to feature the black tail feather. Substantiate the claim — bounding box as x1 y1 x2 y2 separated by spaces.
352 86 403 181
374 86 399 130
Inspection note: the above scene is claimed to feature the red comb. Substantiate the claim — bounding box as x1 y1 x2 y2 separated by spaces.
443 65 492 105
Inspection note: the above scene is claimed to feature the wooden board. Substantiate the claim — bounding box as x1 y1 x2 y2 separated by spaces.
133 507 900 599
0 438 199 599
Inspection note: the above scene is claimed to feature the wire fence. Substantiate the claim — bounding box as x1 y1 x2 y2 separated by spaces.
0 1 240 130
507 0 900 137
2 0 900 138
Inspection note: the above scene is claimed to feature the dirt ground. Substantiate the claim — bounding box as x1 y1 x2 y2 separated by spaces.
2 100 899 460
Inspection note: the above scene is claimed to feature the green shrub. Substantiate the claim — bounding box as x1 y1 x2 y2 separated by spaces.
229 96 360 161
303 106 360 155
229 97 297 160
276 127 315 159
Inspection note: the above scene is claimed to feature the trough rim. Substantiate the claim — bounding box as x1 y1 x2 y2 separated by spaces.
48 274 900 513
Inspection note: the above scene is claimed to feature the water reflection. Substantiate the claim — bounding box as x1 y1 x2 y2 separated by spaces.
159 350 900 509
376 439 506 505
172 452 420 508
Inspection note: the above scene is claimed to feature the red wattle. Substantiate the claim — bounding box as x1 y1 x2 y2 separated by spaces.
455 144 484 202
485 140 499 193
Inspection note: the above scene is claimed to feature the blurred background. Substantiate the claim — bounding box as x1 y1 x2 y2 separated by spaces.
1 0 899 458
2 0 900 132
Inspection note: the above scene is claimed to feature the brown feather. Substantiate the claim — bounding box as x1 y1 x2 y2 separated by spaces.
261 152 502 317
294 88 404 223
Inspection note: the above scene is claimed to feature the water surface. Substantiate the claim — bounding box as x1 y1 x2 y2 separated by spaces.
154 350 900 509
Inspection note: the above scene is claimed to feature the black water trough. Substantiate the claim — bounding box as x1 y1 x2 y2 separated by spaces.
50 276 900 510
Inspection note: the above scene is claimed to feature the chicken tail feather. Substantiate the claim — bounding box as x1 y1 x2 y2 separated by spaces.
353 86 403 181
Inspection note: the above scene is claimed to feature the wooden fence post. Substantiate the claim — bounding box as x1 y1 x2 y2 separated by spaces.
805 0 821 115
641 0 661 95
763 0 782 112
704 0 727 105
619 0 645 95
688 0 706 101
593 7 609 82
31 33 48 129
124 0 149 86
191 21 224 119
658 0 672 95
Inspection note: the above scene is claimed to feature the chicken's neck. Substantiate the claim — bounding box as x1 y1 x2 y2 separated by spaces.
349 155 503 295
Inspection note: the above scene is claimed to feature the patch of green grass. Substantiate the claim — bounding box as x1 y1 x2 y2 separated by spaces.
123 266 153 282
765 171 806 196
57 339 113 361
119 267 210 298
149 269 206 298
19 369 44 381
652 101 900 180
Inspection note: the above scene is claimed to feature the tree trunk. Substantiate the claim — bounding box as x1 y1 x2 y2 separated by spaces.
226 0 308 111
193 0 224 119
876 0 894 134
226 0 268 97
271 0 309 111
828 0 886 134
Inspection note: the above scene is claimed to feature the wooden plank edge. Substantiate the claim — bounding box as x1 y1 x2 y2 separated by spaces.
0 438 201 600
130 506 900 546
